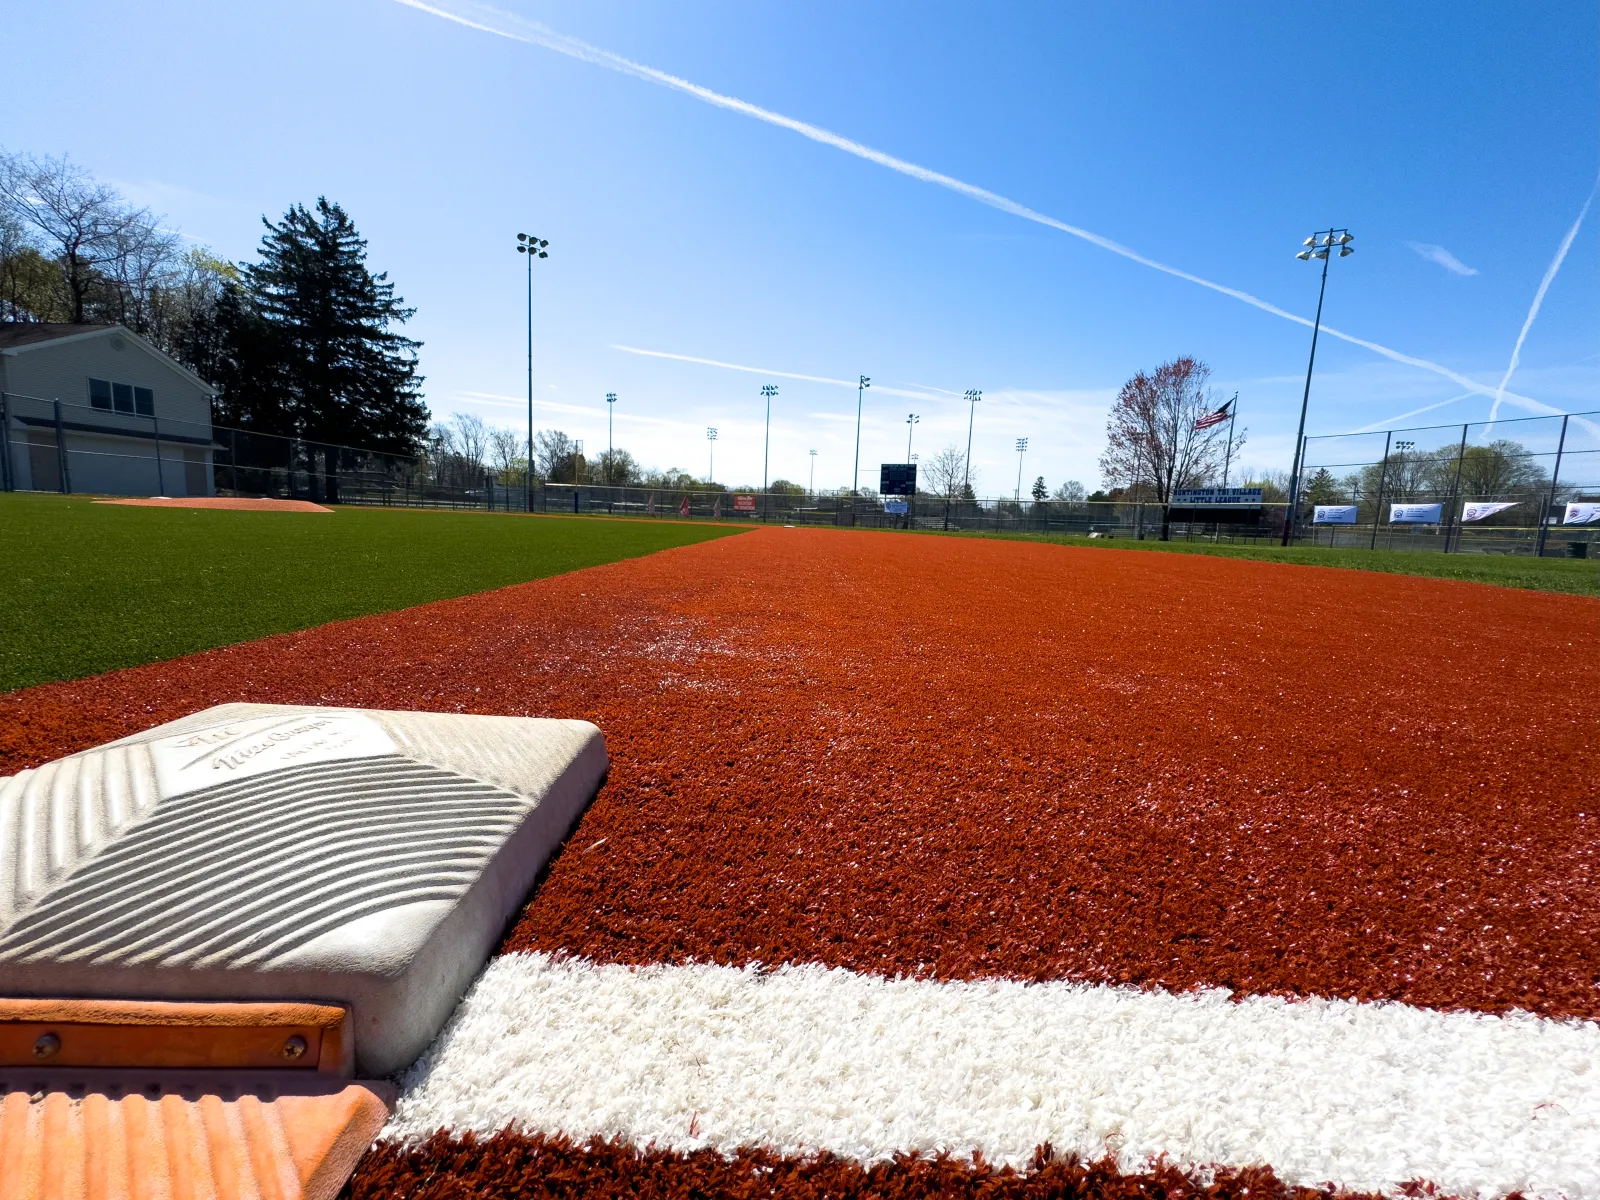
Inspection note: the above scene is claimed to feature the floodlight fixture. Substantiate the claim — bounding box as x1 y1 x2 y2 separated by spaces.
1302 235 1317 246
1296 249 1313 260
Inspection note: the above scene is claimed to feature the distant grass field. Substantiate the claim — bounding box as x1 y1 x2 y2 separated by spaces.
947 529 1600 597
0 493 747 693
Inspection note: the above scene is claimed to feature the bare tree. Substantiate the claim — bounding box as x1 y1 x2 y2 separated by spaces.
594 447 641 486
1098 356 1234 537
922 444 973 529
1052 479 1086 502
0 151 158 324
449 413 491 471
923 445 969 499
105 218 181 335
534 429 580 482
488 426 522 476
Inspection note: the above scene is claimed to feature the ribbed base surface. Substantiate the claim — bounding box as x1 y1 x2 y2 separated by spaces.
0 1081 387 1200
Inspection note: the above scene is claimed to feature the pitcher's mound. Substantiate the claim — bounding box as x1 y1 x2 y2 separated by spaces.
95 496 334 512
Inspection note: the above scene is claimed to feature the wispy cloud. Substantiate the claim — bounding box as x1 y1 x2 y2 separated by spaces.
1488 180 1598 425
395 0 1563 418
1405 242 1477 276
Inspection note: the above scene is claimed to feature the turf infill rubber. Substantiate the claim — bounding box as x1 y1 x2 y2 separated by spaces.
2 528 1597 1021
349 1132 1384 1200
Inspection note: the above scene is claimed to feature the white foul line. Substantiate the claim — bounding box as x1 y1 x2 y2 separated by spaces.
390 953 1600 1199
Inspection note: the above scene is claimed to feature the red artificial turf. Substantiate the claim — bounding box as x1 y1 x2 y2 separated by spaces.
345 1131 1385 1200
4 528 1598 1018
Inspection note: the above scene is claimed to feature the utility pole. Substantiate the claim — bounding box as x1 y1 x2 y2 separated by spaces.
852 376 870 495
1283 227 1353 545
515 233 549 512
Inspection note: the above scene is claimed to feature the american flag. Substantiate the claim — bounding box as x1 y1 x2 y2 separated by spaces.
1193 399 1233 431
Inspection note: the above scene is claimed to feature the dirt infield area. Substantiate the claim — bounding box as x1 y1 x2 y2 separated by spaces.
5 526 1597 1021
93 496 333 512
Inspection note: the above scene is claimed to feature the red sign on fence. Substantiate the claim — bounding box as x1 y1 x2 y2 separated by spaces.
733 494 757 513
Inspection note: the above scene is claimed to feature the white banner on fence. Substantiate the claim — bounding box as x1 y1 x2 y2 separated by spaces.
1461 501 1519 523
1566 503 1600 525
1313 505 1358 524
1390 503 1443 524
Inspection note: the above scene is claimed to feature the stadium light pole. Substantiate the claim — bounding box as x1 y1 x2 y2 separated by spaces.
515 233 549 513
905 413 920 462
852 376 870 495
1014 437 1029 502
1283 227 1353 545
706 427 717 483
761 385 778 493
604 392 616 483
761 384 778 521
809 447 817 497
962 390 981 497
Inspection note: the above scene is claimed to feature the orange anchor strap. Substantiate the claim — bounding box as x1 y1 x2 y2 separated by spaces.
0 999 353 1075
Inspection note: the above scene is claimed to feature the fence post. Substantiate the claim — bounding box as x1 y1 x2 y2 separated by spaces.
1369 430 1392 550
1535 414 1569 558
53 399 71 494
152 414 167 496
0 392 12 492
1442 423 1468 553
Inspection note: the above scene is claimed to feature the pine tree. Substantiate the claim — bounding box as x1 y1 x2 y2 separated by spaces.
1031 475 1047 502
244 199 427 463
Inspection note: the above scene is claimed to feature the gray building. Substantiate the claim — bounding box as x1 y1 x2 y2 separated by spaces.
0 323 217 497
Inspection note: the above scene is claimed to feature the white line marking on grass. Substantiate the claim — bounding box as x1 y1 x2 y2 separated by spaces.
387 953 1600 1199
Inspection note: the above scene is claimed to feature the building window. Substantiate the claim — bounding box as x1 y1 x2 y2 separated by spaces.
91 379 155 416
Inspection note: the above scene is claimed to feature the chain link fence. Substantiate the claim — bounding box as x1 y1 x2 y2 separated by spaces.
1296 409 1600 557
7 389 1594 557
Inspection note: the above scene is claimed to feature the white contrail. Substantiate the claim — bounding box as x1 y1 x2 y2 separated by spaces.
612 345 947 402
395 0 1561 417
1346 393 1473 434
1487 181 1598 426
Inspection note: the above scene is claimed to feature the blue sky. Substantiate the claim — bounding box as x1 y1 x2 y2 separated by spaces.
7 1 1598 492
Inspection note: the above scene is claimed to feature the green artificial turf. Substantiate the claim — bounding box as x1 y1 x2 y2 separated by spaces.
945 529 1600 597
0 494 747 693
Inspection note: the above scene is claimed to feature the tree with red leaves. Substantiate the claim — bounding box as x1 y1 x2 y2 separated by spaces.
1098 356 1243 539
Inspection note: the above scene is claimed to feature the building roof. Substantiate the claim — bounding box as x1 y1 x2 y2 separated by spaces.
0 322 121 350
0 321 215 394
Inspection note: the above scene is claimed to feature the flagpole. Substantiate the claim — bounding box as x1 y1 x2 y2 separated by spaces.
1222 394 1238 488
